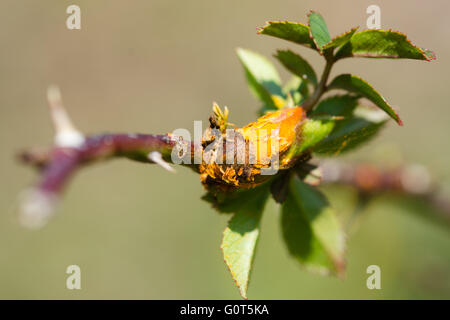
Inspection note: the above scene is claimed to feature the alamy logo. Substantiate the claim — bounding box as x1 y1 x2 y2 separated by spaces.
66 5 81 30
366 5 381 29
66 265 81 290
366 265 381 289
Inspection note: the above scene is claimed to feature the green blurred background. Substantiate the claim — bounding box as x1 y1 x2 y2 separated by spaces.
0 0 449 299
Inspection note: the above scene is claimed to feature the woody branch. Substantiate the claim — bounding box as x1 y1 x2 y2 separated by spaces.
319 160 450 227
17 86 195 229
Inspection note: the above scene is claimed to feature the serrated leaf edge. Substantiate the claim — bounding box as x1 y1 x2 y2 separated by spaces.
337 29 436 61
323 27 359 50
307 10 330 54
329 74 403 125
257 20 317 49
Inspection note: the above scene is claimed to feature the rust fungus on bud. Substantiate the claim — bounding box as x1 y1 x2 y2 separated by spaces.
199 106 305 192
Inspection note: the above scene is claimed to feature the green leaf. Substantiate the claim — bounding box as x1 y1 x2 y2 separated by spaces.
270 171 291 204
236 48 284 112
328 74 402 125
284 76 310 104
312 94 359 117
323 27 358 50
283 76 303 105
314 107 387 155
283 117 336 162
281 177 346 275
219 184 270 299
202 185 267 214
300 117 337 152
335 29 436 61
257 21 317 49
275 50 318 86
312 97 386 155
308 11 331 51
298 79 310 102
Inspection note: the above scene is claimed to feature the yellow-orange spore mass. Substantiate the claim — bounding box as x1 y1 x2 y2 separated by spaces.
199 107 305 191
239 107 305 164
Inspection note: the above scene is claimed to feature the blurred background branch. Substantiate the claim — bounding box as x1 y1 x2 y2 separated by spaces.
320 160 450 228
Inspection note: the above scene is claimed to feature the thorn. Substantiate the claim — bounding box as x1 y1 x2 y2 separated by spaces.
47 85 85 148
147 151 176 173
